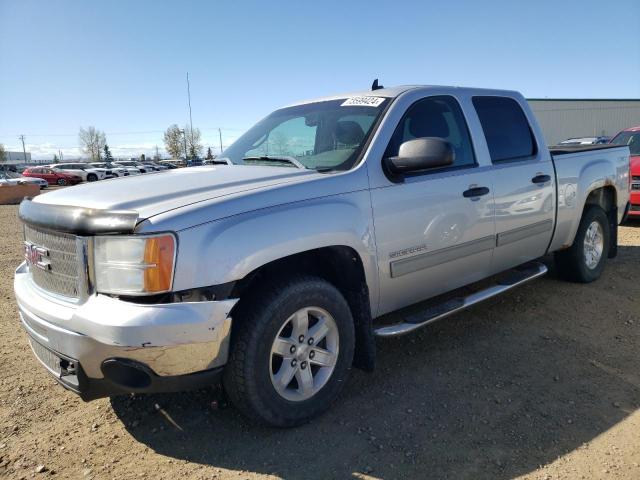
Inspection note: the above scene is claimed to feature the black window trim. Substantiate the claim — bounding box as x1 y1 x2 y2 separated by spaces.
382 94 479 181
471 95 539 164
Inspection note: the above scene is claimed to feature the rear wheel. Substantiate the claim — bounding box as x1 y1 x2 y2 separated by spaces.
56 178 67 186
555 205 610 283
223 276 355 427
87 173 98 182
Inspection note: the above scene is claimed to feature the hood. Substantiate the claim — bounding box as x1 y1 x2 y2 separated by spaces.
631 155 640 176
34 165 322 220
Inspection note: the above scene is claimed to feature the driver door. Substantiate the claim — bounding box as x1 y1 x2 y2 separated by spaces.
370 95 496 315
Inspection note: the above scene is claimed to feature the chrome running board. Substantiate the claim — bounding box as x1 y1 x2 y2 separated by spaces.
373 261 548 338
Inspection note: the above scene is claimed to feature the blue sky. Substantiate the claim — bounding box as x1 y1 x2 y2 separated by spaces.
1 0 639 160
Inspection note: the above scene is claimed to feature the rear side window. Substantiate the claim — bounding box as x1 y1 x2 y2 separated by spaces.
385 95 476 169
472 96 536 162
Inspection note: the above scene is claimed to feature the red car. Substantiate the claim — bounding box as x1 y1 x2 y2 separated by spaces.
610 125 640 218
22 167 82 186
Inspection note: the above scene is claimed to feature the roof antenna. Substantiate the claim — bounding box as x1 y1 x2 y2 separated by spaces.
371 78 384 91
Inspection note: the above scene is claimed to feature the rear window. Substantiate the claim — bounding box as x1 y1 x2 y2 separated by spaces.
472 96 536 162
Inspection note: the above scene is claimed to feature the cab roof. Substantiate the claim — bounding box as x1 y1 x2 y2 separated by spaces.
285 84 523 108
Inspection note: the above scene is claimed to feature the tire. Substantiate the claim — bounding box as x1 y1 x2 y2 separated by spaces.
223 275 355 427
87 173 98 182
57 178 67 186
555 205 610 283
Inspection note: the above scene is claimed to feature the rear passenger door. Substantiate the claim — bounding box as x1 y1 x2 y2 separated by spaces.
370 95 496 315
472 96 555 274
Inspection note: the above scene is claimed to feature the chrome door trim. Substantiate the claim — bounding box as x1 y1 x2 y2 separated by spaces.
390 235 495 278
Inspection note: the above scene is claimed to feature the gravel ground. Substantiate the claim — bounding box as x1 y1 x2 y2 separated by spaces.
0 204 638 480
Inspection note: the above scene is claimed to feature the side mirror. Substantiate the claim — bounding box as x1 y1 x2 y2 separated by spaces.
385 137 454 175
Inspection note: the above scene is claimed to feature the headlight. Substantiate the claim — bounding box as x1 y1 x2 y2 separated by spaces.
93 233 176 295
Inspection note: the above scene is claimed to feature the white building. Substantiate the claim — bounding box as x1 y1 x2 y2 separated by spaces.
527 99 640 145
3 151 32 165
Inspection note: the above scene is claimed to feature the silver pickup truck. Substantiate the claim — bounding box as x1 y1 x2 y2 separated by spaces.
15 85 631 427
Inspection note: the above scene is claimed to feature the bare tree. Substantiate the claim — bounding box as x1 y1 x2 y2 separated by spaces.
79 126 106 161
0 144 6 164
184 124 203 158
163 124 183 159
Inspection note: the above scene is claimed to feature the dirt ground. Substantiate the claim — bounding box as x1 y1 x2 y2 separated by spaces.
0 204 638 480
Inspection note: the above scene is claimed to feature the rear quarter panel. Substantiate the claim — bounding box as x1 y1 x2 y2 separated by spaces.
549 146 630 252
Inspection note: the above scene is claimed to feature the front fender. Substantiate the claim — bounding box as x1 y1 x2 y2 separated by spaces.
172 190 379 314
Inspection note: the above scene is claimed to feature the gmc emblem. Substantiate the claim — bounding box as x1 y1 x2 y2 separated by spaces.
24 242 51 271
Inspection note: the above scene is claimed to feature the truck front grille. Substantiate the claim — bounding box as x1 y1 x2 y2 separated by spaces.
24 225 83 299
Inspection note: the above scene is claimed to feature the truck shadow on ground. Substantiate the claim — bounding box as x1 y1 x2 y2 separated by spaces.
111 247 640 480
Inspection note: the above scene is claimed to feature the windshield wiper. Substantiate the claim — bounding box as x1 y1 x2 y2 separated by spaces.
243 155 307 170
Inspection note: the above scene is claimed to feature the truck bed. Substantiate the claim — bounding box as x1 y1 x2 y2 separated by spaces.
549 144 621 155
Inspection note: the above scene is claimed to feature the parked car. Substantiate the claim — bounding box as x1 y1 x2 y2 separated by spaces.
142 163 166 171
49 163 107 182
114 161 148 173
559 136 610 145
158 161 179 169
89 162 128 178
610 125 640 217
0 171 48 189
15 85 631 427
22 167 82 186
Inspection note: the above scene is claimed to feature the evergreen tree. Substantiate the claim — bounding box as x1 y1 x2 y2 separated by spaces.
103 144 114 162
205 147 214 160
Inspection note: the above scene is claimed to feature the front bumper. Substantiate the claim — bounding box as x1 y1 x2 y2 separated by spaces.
14 262 238 400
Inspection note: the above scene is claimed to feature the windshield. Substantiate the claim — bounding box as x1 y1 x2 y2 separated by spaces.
610 131 640 156
220 97 389 171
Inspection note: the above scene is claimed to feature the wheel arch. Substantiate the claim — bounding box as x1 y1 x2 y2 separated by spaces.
229 246 377 372
582 185 618 258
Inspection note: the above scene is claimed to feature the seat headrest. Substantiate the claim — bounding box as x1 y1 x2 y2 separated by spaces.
336 121 365 145
408 104 450 139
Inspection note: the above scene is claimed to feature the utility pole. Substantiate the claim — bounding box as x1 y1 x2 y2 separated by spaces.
218 128 223 154
19 134 27 162
186 72 194 147
155 145 160 160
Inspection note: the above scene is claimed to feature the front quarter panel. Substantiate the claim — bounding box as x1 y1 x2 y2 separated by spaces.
172 190 379 313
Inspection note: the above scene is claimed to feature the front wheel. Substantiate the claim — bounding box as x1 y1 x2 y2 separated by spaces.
223 276 355 427
555 205 610 283
56 178 67 186
87 173 98 182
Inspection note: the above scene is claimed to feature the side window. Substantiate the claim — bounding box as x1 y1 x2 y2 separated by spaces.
472 96 536 162
385 95 476 169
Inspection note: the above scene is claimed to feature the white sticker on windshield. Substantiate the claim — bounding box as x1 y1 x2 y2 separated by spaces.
341 96 385 107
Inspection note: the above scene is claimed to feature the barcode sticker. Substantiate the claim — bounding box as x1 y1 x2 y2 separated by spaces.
341 96 385 107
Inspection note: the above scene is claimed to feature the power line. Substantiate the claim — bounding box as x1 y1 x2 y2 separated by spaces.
0 126 246 140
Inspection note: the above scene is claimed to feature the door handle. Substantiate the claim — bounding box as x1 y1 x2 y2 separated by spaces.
462 186 490 198
531 174 551 184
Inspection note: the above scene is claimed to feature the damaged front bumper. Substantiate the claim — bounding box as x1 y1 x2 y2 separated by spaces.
14 262 238 400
